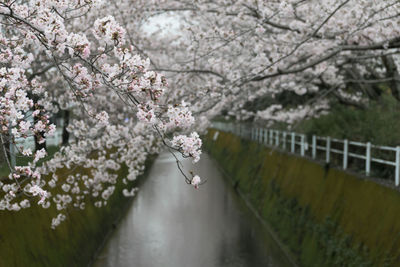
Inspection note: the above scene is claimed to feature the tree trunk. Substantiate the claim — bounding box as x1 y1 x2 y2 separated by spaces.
346 68 380 100
382 55 400 100
33 98 46 152
0 133 10 167
34 126 46 151
62 110 70 146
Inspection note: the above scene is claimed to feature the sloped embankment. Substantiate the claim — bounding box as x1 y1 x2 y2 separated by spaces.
204 129 400 266
0 157 155 267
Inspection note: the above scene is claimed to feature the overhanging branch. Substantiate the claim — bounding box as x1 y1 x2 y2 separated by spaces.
154 68 227 82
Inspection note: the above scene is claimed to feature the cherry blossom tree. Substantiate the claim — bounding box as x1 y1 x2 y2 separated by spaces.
113 0 400 125
1 0 400 228
0 0 202 228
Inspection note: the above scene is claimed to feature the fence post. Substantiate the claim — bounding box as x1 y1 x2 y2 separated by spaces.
301 135 305 156
312 135 316 159
283 132 287 150
366 142 371 176
269 130 273 145
8 126 16 168
264 129 268 145
343 139 348 170
291 132 295 153
275 130 279 147
10 141 15 168
260 129 263 143
256 128 259 141
326 137 331 163
396 146 400 186
257 128 259 141
249 126 252 139
56 130 60 146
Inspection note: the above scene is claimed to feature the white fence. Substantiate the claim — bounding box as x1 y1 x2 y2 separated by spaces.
212 122 400 186
14 128 64 151
6 129 64 167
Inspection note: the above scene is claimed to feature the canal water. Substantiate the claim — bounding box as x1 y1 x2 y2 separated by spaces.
93 152 294 267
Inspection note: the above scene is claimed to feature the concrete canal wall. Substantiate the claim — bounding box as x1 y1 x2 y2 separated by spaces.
204 129 400 266
0 158 154 267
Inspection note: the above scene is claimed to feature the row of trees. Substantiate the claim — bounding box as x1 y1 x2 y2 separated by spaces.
124 0 400 124
1 0 399 227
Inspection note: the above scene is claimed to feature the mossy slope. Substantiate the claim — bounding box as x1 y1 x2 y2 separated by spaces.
0 158 154 267
204 129 400 266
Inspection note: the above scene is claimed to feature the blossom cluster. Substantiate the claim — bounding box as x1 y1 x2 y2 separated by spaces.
171 132 202 163
165 102 195 130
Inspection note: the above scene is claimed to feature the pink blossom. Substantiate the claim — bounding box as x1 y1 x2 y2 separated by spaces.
191 175 201 189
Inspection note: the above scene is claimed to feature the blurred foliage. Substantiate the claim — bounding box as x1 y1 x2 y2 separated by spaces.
296 94 400 146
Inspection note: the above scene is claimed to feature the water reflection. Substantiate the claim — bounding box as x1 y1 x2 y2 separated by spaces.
93 152 293 267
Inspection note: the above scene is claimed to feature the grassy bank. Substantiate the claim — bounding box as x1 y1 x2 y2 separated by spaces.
204 129 400 266
0 156 155 267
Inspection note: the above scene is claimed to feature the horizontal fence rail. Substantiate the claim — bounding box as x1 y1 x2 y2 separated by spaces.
14 128 64 151
212 122 400 187
4 129 64 168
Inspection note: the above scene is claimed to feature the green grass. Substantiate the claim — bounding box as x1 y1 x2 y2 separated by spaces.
0 147 156 267
204 129 400 266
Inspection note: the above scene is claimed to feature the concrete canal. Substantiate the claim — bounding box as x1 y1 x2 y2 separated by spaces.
93 152 293 267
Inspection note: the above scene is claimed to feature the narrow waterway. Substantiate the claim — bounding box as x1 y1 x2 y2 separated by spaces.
93 152 293 267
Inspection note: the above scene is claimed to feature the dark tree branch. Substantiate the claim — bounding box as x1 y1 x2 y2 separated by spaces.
250 37 400 82
154 68 227 82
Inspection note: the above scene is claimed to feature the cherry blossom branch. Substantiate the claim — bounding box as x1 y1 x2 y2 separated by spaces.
154 68 227 82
